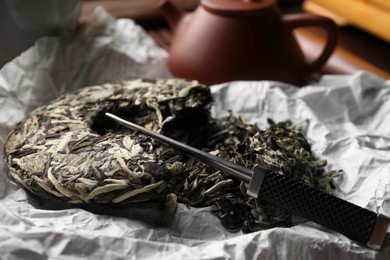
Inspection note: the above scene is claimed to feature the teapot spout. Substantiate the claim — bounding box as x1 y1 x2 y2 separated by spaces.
158 0 184 31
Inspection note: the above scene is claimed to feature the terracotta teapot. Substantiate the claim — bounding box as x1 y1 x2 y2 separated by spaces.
159 0 338 85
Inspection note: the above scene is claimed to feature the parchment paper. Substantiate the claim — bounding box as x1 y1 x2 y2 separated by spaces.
1 7 390 260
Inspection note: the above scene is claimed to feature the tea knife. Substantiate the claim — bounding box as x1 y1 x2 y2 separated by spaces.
106 112 390 250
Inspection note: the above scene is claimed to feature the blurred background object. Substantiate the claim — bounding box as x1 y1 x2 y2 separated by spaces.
79 0 199 27
79 0 389 80
0 0 81 67
1 0 388 79
156 0 338 85
303 0 390 43
301 0 390 78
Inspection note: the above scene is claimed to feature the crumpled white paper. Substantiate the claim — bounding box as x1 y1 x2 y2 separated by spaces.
1 7 390 260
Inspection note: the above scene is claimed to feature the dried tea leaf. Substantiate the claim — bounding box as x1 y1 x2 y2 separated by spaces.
3 78 340 232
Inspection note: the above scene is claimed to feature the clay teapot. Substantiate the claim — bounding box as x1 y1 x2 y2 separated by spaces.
159 0 338 85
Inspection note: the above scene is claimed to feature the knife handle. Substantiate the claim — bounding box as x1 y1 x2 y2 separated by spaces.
247 166 390 249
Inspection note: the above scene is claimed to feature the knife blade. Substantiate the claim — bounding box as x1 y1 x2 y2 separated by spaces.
106 112 389 250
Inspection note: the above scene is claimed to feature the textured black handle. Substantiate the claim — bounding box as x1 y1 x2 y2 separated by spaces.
258 171 378 245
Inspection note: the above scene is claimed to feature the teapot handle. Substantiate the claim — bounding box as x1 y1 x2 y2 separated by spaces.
282 13 338 75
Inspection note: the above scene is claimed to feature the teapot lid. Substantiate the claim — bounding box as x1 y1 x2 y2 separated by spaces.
201 0 276 16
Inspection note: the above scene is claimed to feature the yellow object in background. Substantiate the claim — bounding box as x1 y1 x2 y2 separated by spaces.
303 0 390 43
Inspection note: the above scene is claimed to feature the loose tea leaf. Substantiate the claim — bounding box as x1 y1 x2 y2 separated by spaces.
174 114 342 232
